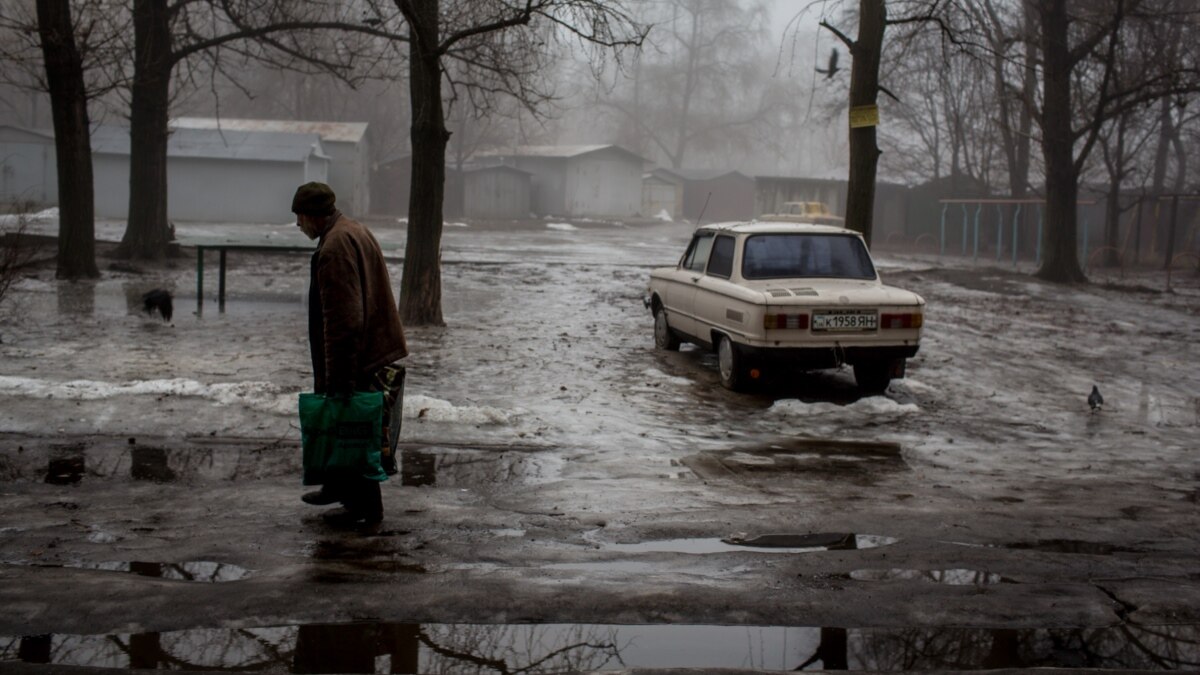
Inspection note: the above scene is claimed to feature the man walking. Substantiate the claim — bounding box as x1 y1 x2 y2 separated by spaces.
294 182 407 528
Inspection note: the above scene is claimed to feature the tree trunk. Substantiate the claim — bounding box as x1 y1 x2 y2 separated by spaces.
118 0 173 260
1034 0 1085 283
1102 114 1128 267
398 0 447 326
845 0 885 248
37 0 98 280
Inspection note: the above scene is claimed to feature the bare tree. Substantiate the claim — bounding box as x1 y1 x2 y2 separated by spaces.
0 0 123 279
389 0 646 326
595 0 781 170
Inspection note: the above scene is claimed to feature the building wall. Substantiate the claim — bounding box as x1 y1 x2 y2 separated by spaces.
563 150 641 217
755 178 846 217
0 130 56 205
682 175 755 222
92 154 326 223
325 140 369 217
515 157 567 216
642 178 677 219
464 170 530 219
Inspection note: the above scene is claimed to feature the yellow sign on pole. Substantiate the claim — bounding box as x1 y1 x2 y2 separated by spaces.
849 104 879 129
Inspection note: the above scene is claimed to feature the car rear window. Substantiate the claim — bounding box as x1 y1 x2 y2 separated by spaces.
741 233 876 279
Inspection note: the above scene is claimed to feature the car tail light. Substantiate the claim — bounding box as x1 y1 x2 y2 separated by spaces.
880 312 923 329
763 313 810 330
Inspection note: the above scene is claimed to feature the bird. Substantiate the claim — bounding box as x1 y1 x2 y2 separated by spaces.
142 289 174 323
816 48 840 79
1088 385 1103 413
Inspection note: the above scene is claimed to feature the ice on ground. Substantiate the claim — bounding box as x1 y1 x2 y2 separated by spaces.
546 223 578 231
404 394 520 425
0 376 297 416
642 368 693 387
769 396 920 418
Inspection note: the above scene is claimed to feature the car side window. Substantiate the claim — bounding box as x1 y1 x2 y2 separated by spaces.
682 233 715 272
706 235 735 278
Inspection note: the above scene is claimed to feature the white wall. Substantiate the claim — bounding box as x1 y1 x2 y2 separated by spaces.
0 132 56 205
564 149 641 217
324 140 369 216
91 154 328 223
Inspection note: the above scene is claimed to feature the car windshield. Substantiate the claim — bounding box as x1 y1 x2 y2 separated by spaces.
741 233 876 280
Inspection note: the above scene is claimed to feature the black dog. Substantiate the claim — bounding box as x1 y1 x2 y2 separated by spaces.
142 289 174 323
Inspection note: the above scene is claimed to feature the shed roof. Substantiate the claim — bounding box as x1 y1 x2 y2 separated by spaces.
171 117 368 144
463 165 531 176
480 144 647 164
671 168 752 182
0 125 54 143
90 126 328 162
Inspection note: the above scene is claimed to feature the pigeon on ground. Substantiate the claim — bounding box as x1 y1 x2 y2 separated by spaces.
1088 385 1103 412
142 289 173 323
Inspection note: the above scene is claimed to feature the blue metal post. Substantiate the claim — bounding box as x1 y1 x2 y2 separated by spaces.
961 204 969 256
996 204 1004 261
973 203 982 261
939 203 948 257
1036 205 1043 266
1012 205 1022 266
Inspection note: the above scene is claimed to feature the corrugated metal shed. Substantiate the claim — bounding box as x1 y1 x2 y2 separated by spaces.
477 144 647 218
91 126 328 162
171 118 370 215
463 165 531 219
0 125 56 205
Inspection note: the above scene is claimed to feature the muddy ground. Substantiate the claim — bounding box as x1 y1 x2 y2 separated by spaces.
0 220 1198 672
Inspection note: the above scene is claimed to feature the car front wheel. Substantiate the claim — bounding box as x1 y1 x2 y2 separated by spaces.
717 335 748 391
654 306 681 351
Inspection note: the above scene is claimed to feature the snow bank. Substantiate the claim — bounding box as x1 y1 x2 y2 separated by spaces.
0 376 296 415
546 223 578 231
404 394 519 425
768 395 919 418
655 209 673 222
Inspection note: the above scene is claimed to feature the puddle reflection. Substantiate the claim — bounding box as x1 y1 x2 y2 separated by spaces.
1 560 250 582
849 568 1014 585
585 533 897 555
3 622 1196 671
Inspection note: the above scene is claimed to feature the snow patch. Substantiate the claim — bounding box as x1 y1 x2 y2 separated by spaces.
654 209 673 222
404 394 519 425
546 223 578 231
445 222 469 228
768 396 920 418
642 367 692 386
0 376 297 415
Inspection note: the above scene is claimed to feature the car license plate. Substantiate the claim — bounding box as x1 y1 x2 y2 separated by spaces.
812 310 877 331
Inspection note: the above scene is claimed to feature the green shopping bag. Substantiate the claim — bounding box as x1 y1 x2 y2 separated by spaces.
299 391 387 485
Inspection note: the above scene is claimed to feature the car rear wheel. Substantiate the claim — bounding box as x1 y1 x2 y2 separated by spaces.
653 306 681 351
717 335 748 391
854 360 896 394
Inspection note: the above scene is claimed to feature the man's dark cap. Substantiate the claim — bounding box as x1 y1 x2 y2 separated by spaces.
291 182 336 216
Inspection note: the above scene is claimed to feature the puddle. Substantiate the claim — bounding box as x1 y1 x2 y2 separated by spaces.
684 438 905 485
2 560 250 582
1004 540 1146 555
849 568 1015 585
2 622 1195 671
589 533 898 555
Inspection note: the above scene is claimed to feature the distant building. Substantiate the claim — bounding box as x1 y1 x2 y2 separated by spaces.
755 175 910 241
463 165 531 219
670 169 756 222
0 125 56 205
370 154 464 218
643 169 683 220
171 118 370 216
2 124 330 223
481 145 647 218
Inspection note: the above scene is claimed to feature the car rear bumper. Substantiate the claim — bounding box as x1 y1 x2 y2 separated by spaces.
736 343 920 369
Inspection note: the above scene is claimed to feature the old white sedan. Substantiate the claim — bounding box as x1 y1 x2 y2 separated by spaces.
646 221 925 392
